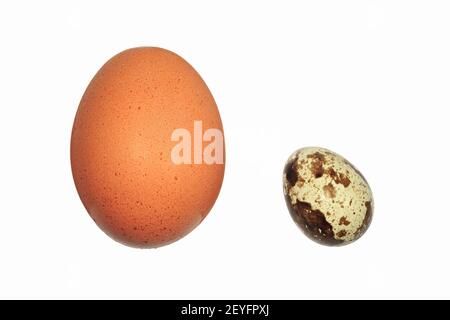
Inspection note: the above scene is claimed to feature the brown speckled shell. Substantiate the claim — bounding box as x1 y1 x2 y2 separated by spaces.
283 147 373 246
71 47 225 248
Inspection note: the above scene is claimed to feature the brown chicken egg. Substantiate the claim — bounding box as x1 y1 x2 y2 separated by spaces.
283 147 373 246
71 47 225 248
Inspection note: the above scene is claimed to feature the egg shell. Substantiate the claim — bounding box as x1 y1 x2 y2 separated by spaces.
71 47 225 248
283 147 373 246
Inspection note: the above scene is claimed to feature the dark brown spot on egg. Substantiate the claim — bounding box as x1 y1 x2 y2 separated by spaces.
326 167 337 180
307 152 325 161
326 168 351 187
354 201 374 240
339 216 351 226
339 173 351 187
323 183 336 198
284 156 305 188
284 196 343 246
307 152 325 178
298 176 305 187
336 230 347 238
284 158 298 187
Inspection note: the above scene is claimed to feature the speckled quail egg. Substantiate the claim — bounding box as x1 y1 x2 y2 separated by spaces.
283 147 373 246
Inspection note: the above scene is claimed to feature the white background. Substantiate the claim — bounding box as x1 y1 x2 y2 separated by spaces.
1 0 449 299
